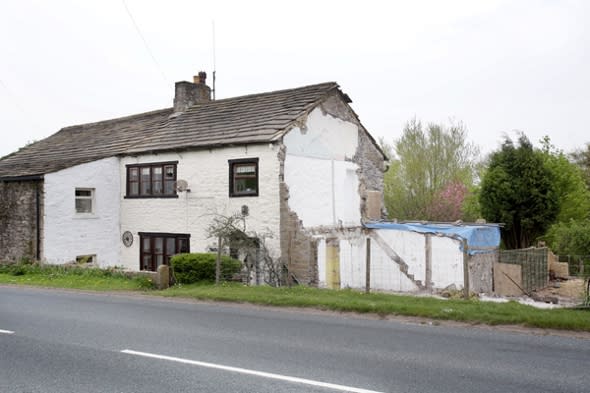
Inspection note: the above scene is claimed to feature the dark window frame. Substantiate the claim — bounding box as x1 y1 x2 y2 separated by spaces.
125 161 179 198
138 232 190 272
229 158 259 197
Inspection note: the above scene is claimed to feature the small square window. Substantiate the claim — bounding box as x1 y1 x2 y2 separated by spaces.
229 158 259 197
75 188 94 214
76 254 96 264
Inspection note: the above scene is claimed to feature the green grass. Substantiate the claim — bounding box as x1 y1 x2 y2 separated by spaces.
1 263 589 332
0 263 149 291
155 282 590 332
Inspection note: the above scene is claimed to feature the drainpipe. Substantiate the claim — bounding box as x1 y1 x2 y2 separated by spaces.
35 181 40 261
331 159 336 226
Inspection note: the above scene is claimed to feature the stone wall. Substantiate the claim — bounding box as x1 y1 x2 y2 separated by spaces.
0 180 43 261
279 182 318 285
353 125 387 220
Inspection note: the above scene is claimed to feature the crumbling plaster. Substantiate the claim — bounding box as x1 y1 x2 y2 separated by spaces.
278 92 386 284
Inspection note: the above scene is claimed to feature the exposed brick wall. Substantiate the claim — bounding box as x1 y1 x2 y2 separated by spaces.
0 180 43 261
354 125 386 220
279 182 318 285
278 94 386 286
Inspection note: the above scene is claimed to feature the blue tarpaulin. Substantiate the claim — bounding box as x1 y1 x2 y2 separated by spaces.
364 222 501 255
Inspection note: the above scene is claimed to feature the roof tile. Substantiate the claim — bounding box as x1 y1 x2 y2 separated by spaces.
0 82 339 179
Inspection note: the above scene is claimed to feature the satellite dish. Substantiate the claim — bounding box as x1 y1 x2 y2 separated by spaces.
176 179 189 192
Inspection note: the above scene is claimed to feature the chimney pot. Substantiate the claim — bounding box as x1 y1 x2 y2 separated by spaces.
193 71 207 84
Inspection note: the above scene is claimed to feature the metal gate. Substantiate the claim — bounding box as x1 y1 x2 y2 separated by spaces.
499 247 548 293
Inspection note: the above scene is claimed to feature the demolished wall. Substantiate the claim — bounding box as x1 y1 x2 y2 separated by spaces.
279 93 386 285
320 93 387 220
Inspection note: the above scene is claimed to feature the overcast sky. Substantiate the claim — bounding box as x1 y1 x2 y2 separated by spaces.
1 0 588 159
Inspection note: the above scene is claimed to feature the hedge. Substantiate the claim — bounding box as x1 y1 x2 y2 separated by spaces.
170 253 242 283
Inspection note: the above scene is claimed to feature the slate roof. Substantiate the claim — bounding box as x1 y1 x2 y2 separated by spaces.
0 82 350 179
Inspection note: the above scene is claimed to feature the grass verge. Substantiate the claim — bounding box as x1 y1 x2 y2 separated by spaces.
0 263 150 291
156 282 590 332
1 264 589 332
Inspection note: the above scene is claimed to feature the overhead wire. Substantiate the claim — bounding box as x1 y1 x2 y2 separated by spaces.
0 78 43 140
121 0 168 84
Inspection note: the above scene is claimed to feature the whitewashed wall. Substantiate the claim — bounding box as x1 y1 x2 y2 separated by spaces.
283 107 361 228
120 145 281 271
431 235 464 289
44 157 120 266
316 229 465 292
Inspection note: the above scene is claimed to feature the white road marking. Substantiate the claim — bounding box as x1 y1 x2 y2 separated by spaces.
121 349 385 393
0 329 15 334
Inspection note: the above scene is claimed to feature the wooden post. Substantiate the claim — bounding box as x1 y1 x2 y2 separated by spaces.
463 239 470 299
326 238 340 289
287 231 292 287
425 234 432 291
365 237 371 293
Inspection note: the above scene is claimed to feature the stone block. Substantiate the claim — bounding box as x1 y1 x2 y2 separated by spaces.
366 191 382 220
550 261 569 279
494 262 524 296
156 265 170 290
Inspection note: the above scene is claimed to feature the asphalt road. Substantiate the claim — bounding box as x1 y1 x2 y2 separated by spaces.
0 286 588 393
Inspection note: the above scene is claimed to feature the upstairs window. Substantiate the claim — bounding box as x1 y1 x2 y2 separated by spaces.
126 162 178 198
229 158 259 197
75 188 94 214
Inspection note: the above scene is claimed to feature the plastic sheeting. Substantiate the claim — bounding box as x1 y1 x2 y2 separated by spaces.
364 222 501 255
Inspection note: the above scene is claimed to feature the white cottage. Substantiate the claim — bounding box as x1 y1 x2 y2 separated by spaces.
0 74 387 284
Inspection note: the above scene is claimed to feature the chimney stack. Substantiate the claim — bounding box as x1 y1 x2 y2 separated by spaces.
173 71 211 113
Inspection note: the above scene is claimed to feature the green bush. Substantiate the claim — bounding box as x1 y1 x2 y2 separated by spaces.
170 253 242 284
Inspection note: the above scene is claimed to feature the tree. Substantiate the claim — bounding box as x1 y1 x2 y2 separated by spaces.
546 220 590 256
539 137 590 223
426 181 468 222
537 137 590 256
384 118 480 221
570 142 590 188
206 212 248 285
479 134 558 249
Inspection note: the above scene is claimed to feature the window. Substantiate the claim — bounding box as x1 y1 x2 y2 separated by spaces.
229 158 259 197
75 188 94 213
139 232 190 271
76 254 96 264
126 161 178 198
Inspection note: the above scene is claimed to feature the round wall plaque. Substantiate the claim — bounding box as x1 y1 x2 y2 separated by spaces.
122 231 134 247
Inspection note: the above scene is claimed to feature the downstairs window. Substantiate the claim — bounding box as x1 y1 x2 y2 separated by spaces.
139 232 190 271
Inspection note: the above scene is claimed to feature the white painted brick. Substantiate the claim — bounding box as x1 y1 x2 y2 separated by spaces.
44 157 121 266
120 145 281 271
